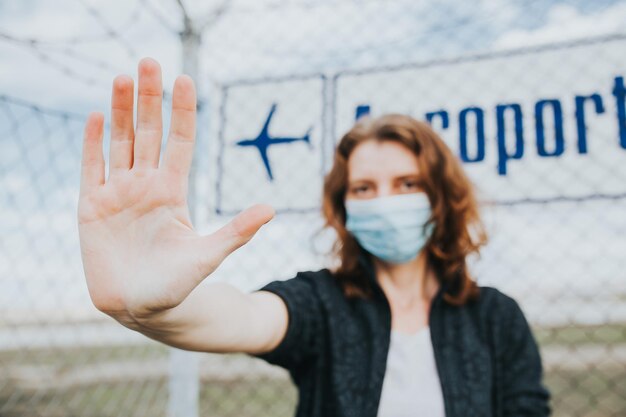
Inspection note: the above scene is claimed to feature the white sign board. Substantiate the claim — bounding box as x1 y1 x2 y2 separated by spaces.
334 36 626 202
217 76 326 214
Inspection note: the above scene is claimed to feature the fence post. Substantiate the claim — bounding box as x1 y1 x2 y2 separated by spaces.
167 12 202 417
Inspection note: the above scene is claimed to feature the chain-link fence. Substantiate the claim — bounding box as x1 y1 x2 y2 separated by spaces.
1 0 625 416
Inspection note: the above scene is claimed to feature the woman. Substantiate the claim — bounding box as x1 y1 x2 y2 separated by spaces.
78 58 550 417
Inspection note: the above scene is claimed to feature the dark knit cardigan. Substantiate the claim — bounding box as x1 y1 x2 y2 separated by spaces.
252 256 551 417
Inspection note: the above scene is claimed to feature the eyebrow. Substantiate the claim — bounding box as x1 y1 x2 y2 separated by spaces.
348 174 421 184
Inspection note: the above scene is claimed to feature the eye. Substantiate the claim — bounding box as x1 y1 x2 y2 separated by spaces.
352 185 370 194
348 183 374 198
400 179 420 191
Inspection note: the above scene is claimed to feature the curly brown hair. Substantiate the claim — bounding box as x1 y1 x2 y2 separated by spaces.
322 114 487 306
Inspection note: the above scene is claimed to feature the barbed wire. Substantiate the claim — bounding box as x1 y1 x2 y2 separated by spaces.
28 47 107 88
0 94 89 121
0 32 129 76
0 1 145 91
75 0 138 59
140 0 182 34
226 0 447 14
255 0 515 59
0 0 144 46
0 0 184 96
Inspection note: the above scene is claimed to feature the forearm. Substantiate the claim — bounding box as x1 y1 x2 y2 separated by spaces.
120 282 262 353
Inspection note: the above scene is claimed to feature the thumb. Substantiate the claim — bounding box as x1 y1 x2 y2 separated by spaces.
204 203 275 259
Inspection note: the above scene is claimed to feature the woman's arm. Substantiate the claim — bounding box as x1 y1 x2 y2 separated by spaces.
78 58 287 354
121 282 290 354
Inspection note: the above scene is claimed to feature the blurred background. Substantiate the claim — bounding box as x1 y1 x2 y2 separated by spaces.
1 0 625 416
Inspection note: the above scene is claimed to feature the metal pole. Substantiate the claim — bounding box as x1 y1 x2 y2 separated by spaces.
168 11 202 417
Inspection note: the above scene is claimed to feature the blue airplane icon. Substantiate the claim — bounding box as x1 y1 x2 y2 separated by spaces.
235 104 313 181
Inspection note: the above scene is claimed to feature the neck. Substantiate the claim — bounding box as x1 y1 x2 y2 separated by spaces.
373 251 439 308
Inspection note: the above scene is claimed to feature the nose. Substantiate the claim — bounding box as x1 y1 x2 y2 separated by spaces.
376 183 393 198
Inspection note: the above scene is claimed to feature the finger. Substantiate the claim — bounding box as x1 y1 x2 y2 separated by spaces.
163 75 197 178
134 58 163 169
80 112 105 195
109 75 135 173
202 204 275 259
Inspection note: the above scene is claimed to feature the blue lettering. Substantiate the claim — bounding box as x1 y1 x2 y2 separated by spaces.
425 110 449 129
496 103 524 175
612 76 626 149
459 107 485 163
349 74 624 176
355 105 371 120
575 94 605 154
535 99 565 157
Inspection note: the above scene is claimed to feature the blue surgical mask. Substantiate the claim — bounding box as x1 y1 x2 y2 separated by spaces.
345 193 433 264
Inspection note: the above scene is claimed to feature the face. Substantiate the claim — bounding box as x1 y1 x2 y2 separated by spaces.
345 140 422 201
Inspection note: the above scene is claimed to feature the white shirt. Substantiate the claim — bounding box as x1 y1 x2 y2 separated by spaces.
376 326 446 417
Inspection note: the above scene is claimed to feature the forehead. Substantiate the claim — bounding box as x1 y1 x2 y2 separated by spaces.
347 140 419 181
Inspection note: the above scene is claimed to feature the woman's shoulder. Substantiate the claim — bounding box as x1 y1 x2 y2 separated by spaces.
296 268 352 299
283 268 337 291
261 268 345 302
469 286 522 311
286 268 376 313
293 267 335 281
468 286 533 336
475 285 513 304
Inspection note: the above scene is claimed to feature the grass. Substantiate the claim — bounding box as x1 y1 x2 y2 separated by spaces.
533 323 626 347
0 344 169 367
200 378 296 417
546 368 625 417
1 323 624 417
0 376 295 417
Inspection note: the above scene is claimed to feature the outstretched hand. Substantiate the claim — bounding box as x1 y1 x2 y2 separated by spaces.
78 58 274 319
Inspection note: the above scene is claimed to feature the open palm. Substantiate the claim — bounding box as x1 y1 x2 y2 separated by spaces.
78 58 274 319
